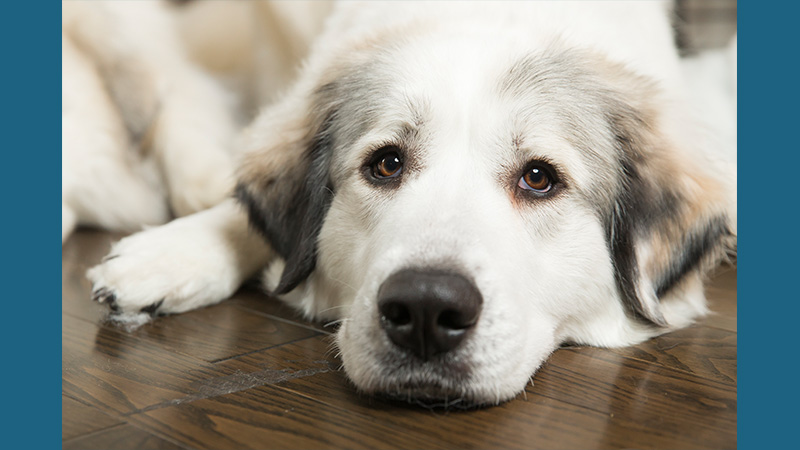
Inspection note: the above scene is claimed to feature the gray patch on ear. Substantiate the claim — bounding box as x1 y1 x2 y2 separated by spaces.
604 151 677 326
235 116 336 295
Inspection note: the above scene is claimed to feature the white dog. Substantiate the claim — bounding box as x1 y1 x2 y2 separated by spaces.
68 1 737 407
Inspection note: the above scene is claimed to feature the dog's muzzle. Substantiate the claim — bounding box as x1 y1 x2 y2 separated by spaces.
377 269 483 361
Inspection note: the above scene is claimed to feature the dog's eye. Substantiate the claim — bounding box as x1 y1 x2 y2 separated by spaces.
371 148 403 179
518 165 554 193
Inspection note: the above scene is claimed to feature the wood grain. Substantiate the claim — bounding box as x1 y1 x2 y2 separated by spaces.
535 347 736 449
63 314 237 415
62 424 188 450
62 395 125 441
606 325 736 385
703 264 737 332
128 384 455 450
129 301 320 363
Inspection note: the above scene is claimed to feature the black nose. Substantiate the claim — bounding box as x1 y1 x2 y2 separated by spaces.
377 269 483 361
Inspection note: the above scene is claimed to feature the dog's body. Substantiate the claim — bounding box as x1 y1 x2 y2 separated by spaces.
66 1 737 406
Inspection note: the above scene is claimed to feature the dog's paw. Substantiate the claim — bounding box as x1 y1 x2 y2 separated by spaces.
86 214 245 317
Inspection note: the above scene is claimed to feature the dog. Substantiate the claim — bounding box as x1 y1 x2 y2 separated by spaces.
67 1 737 407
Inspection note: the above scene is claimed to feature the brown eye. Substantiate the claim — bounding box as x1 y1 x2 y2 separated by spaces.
371 150 403 179
518 166 553 193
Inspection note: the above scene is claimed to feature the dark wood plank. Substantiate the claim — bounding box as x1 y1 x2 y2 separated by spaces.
62 314 241 415
63 424 188 450
533 346 736 449
703 265 737 332
128 384 457 450
129 301 320 363
606 324 736 386
63 312 322 417
62 395 125 441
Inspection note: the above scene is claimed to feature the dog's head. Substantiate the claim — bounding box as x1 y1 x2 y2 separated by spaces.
235 22 736 407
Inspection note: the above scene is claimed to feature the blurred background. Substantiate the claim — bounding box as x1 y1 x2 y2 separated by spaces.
675 0 737 52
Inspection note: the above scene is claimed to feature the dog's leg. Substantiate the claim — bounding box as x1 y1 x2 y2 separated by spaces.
112 2 239 218
64 1 238 218
62 33 171 243
150 69 239 217
87 199 272 317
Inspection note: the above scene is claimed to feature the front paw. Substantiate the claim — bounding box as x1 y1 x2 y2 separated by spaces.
87 249 174 318
86 217 242 319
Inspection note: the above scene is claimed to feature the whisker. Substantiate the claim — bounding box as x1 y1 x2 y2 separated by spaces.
317 304 349 315
324 318 346 327
325 273 359 292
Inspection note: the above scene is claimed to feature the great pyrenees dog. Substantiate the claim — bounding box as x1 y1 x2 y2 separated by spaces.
64 1 737 407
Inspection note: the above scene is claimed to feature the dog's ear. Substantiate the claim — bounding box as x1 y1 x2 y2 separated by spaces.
601 76 737 327
234 93 336 295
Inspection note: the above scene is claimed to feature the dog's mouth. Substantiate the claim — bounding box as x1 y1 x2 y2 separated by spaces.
362 355 525 409
369 366 485 410
357 348 502 410
377 388 491 410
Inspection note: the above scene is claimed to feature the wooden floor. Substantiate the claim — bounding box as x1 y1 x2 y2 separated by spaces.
62 229 736 449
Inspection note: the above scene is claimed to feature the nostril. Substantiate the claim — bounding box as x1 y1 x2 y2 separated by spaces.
437 309 473 330
380 301 412 326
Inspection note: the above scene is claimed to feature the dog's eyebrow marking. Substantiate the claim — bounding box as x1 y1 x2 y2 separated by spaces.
394 119 424 150
498 50 576 98
401 95 430 129
315 62 431 154
499 54 540 97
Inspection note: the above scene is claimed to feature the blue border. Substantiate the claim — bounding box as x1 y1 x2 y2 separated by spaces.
1 1 60 447
738 1 796 449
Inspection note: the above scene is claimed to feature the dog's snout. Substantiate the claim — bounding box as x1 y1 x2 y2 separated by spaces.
377 269 482 361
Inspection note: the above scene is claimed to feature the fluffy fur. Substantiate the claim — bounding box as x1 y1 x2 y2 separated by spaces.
73 1 737 407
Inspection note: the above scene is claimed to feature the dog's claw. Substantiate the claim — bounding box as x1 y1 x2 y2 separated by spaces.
101 254 119 263
92 287 110 303
92 287 118 311
139 299 164 316
91 288 104 302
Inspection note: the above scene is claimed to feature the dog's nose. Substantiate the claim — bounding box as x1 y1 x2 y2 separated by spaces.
377 269 483 361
